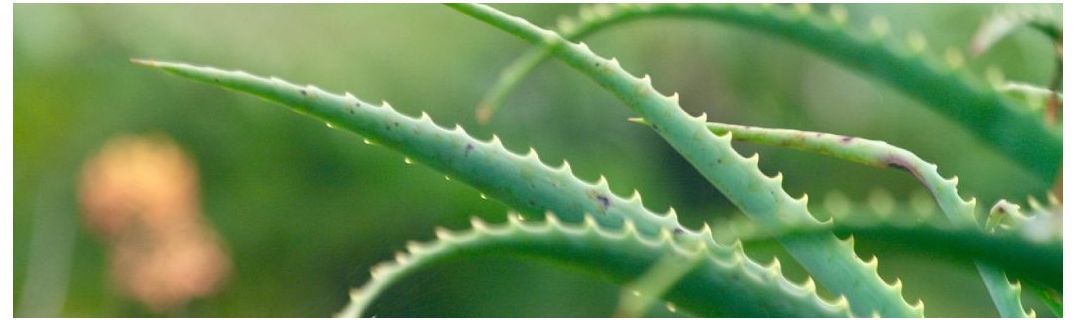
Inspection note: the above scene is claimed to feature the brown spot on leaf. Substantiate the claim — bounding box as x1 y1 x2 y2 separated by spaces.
596 195 610 210
887 162 910 173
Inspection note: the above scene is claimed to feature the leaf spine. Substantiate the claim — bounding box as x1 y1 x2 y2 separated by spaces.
841 235 856 249
793 3 811 15
370 263 391 279
831 295 850 309
699 222 712 239
556 16 575 33
488 134 503 148
469 216 488 230
405 241 424 254
508 212 524 225
349 288 363 301
870 16 890 37
434 227 453 240
695 112 708 122
944 47 965 70
623 219 638 236
544 212 562 227
593 4 613 18
906 31 928 54
658 227 674 242
801 277 817 293
746 152 760 166
595 175 609 189
1046 192 1060 207
582 213 599 229
864 255 879 271
829 5 848 25
766 257 782 276
557 159 573 173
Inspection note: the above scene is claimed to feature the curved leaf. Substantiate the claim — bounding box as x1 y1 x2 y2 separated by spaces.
477 3 1060 183
448 4 922 317
340 214 854 317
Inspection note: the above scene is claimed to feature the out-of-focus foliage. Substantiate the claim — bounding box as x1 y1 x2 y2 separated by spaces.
14 4 1059 317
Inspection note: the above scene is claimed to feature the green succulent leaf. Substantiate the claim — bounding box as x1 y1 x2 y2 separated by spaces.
132 59 861 318
477 3 1060 184
670 119 1037 316
340 214 854 318
128 4 1061 317
131 59 689 236
448 4 922 317
717 214 1061 294
970 5 1061 56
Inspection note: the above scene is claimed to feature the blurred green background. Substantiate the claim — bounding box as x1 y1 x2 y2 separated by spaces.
14 3 1060 317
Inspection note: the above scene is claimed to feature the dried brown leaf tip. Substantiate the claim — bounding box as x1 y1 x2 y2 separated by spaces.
79 134 231 313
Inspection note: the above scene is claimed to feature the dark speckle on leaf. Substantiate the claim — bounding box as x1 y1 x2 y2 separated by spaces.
840 136 854 143
673 228 684 235
596 195 610 210
888 162 911 173
464 143 474 156
299 89 307 96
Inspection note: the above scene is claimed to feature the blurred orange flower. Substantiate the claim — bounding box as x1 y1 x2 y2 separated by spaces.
79 134 230 312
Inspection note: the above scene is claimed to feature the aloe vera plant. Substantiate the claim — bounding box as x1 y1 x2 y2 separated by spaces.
475 3 1061 183
134 3 1061 318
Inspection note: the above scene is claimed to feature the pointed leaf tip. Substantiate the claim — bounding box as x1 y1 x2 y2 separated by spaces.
130 58 158 67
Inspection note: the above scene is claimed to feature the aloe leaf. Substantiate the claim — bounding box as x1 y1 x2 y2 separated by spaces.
478 3 1060 183
970 5 1062 127
614 251 704 317
339 214 854 317
132 59 855 317
671 119 1040 316
449 4 921 317
1029 286 1062 317
131 59 689 236
999 82 1062 112
638 118 977 225
970 6 1061 57
977 265 1036 317
717 215 1060 293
